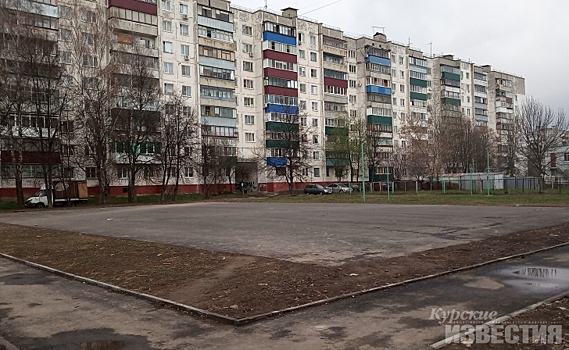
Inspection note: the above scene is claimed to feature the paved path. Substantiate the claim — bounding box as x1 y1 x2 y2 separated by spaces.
0 203 568 264
2 246 569 349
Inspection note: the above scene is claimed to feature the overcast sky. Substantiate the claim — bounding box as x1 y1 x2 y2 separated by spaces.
232 0 568 114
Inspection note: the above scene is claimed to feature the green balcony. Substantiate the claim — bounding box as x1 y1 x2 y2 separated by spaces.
410 78 428 88
326 158 349 167
441 97 461 106
265 121 299 132
325 126 349 136
367 115 392 125
410 92 427 101
441 71 460 81
266 140 299 149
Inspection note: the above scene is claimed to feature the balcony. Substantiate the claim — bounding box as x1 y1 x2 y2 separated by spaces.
108 0 157 15
108 18 158 36
197 16 234 33
366 85 391 95
325 126 348 136
266 122 299 132
441 71 460 81
266 140 299 149
367 115 392 125
365 56 390 66
410 92 427 101
441 97 461 107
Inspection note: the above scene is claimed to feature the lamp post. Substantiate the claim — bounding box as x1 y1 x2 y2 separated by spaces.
361 142 366 203
486 147 490 196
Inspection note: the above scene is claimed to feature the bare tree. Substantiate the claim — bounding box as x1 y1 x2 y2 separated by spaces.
63 1 118 204
111 45 161 203
257 112 314 196
157 95 196 202
516 97 569 191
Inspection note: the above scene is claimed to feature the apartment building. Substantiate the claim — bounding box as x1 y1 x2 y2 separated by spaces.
0 0 527 197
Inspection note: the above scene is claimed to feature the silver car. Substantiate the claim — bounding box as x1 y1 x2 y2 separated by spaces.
304 184 333 195
326 183 352 193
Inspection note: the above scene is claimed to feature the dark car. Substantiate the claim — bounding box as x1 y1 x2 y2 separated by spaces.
304 184 333 195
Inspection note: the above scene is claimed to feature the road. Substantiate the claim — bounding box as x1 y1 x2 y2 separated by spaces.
0 203 568 264
3 244 569 349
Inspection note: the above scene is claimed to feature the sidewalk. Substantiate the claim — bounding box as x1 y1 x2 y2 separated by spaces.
2 246 569 349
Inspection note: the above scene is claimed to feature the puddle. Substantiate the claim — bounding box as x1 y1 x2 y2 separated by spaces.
513 268 569 279
81 341 125 350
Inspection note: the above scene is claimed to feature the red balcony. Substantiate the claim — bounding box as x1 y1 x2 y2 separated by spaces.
109 0 157 16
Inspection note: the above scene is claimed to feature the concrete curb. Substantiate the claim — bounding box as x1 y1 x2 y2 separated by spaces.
0 335 19 350
3 240 569 326
430 289 569 349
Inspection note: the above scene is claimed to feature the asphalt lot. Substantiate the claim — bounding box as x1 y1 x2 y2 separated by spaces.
3 243 569 349
0 202 568 264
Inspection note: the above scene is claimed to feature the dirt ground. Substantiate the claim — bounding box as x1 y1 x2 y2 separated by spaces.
1 222 569 319
443 297 569 349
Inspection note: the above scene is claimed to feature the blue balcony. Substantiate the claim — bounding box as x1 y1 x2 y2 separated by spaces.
265 104 299 115
262 32 296 46
267 157 287 166
365 55 390 66
366 85 391 95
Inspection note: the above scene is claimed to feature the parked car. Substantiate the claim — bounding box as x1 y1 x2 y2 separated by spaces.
304 184 333 195
25 181 88 208
344 183 361 192
326 183 352 193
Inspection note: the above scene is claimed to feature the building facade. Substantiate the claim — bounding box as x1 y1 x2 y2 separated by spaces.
0 0 527 198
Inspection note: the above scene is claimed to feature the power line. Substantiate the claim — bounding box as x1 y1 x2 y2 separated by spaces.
300 0 343 16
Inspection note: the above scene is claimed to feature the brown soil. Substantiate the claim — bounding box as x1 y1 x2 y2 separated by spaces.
1 222 569 319
443 297 569 349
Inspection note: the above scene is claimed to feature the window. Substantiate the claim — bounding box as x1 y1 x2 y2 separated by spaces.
164 83 174 94
312 118 318 127
244 97 254 106
300 83 306 93
313 151 320 160
311 102 318 111
59 5 71 19
301 117 307 126
400 84 405 93
184 167 194 178
310 69 317 78
310 52 317 62
298 32 303 43
400 99 405 107
349 65 356 73
242 43 253 53
83 55 98 67
299 50 305 59
161 0 171 11
181 65 191 76
299 67 306 76
399 56 404 65
311 85 317 95
299 101 306 110
162 20 172 32
182 85 191 96
245 115 255 124
181 44 190 55
400 71 404 79
59 29 72 41
349 95 356 103
310 35 316 45
86 167 97 179
245 132 255 142
163 41 173 53
180 4 188 15
81 11 96 23
243 79 253 89
242 25 252 36
392 98 397 105
565 153 569 161
180 24 189 35
60 51 72 64
349 50 355 58
349 80 356 88
163 62 173 74
313 135 319 144
313 168 320 177
350 110 357 117
243 61 253 72
118 167 129 179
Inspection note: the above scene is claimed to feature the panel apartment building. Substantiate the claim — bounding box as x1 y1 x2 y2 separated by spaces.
0 0 525 197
